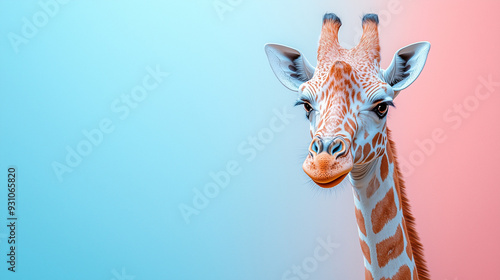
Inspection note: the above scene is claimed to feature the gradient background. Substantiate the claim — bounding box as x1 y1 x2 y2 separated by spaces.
0 0 499 279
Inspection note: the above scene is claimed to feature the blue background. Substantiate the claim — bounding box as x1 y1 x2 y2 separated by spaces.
0 1 388 279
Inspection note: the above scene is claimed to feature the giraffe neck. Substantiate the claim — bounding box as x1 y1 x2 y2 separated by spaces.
350 137 418 280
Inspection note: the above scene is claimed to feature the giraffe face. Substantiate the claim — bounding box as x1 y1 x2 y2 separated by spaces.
297 60 395 188
265 14 430 189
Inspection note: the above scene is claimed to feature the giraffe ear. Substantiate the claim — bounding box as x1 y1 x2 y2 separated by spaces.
383 42 431 93
264 44 315 92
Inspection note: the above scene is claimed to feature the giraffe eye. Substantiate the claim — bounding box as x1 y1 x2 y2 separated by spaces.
303 103 313 113
373 103 389 118
294 99 314 120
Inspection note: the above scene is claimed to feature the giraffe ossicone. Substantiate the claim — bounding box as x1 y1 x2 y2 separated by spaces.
265 13 431 280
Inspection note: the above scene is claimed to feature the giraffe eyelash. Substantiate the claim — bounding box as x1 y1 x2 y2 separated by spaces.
294 98 312 107
371 100 395 109
383 100 395 107
294 99 314 119
294 100 305 107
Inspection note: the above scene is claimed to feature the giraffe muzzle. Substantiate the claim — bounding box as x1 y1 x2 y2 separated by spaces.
304 136 353 188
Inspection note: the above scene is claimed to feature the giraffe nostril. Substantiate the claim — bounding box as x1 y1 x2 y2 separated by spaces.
310 138 323 155
328 137 347 159
330 142 342 155
312 141 319 154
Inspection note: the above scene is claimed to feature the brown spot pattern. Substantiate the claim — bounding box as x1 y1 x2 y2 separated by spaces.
380 154 389 181
348 118 356 131
372 133 381 147
344 122 354 138
357 92 363 102
355 147 362 161
333 66 343 80
371 188 397 234
365 152 375 162
376 225 405 268
366 175 380 198
365 268 373 280
355 207 367 236
380 265 411 280
363 143 371 159
360 238 371 264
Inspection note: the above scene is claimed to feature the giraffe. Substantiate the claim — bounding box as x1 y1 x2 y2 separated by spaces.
264 14 431 280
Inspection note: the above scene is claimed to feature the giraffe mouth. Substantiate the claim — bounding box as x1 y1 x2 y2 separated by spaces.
312 172 350 188
303 151 353 189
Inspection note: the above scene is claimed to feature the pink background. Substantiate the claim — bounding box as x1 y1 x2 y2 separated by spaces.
380 1 500 278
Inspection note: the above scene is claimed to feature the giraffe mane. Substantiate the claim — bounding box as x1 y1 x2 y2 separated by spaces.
387 128 431 280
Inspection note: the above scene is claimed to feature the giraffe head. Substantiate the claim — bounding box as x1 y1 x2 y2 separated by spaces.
265 14 430 188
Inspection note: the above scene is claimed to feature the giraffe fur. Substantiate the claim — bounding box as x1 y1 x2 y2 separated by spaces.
265 13 431 280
